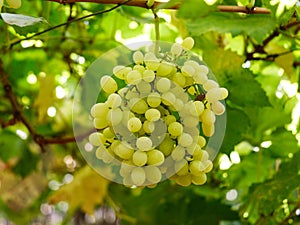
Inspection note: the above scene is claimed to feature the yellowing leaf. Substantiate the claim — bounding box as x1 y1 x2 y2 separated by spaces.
34 74 55 123
274 52 295 76
49 166 110 214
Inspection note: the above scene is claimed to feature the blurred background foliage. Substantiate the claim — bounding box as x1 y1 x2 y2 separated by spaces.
0 0 300 224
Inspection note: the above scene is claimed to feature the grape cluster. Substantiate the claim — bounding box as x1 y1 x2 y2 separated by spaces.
88 37 228 187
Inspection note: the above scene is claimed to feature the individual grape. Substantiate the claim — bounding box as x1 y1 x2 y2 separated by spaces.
171 145 186 161
107 108 123 126
145 108 161 122
186 142 199 155
6 0 21 9
172 99 184 111
220 87 229 99
89 132 106 146
203 79 219 91
185 101 198 117
202 123 215 137
211 101 225 115
181 65 195 77
132 150 148 166
193 149 209 161
133 51 144 64
93 118 109 129
147 92 161 108
158 135 174 156
178 133 193 147
120 160 134 177
103 127 115 139
95 146 105 160
161 92 176 106
143 120 155 133
182 37 194 50
131 167 146 186
136 81 152 95
203 160 213 173
163 115 176 125
193 72 208 85
187 86 197 95
171 72 186 87
175 159 189 176
198 65 209 75
133 65 146 74
106 93 122 109
175 174 192 186
156 61 175 77
126 70 142 85
142 70 155 83
90 103 109 118
191 173 207 185
193 101 205 116
113 65 130 80
197 136 206 148
168 122 183 137
144 52 160 71
136 136 153 151
206 88 222 102
130 98 148 114
182 116 199 128
189 160 206 175
156 77 171 93
171 43 183 57
114 142 134 160
201 109 216 125
100 75 118 94
145 166 162 183
125 89 139 100
127 117 142 132
147 149 165 166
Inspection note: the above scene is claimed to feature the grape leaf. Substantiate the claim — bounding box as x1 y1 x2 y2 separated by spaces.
49 166 109 214
274 52 295 76
177 0 218 18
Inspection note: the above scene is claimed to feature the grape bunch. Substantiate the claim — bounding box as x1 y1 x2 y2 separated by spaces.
88 37 228 187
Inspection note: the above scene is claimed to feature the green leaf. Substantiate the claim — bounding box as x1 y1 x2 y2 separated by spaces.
13 148 40 177
187 13 277 44
178 0 218 18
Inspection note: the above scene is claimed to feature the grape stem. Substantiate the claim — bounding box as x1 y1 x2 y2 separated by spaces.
151 8 160 56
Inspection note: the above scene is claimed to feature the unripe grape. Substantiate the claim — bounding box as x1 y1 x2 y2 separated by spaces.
147 92 161 108
6 0 21 9
127 117 142 132
126 70 142 85
193 149 209 161
197 136 206 148
211 101 225 115
168 122 183 137
144 53 160 71
89 132 106 146
175 159 188 176
133 51 144 64
130 98 148 114
161 92 176 106
156 78 171 93
106 93 122 109
114 142 134 160
178 133 193 147
147 149 165 166
113 65 131 80
220 87 229 99
191 173 207 185
202 123 215 137
93 118 109 129
181 65 195 77
158 136 174 156
163 115 176 125
203 160 213 173
107 108 123 126
171 72 186 87
136 136 153 151
156 61 175 77
182 37 194 50
133 65 145 74
131 167 146 186
176 174 192 186
132 150 148 166
103 127 115 139
136 81 152 95
100 75 118 94
90 103 109 118
143 70 155 83
145 108 161 122
145 166 162 183
189 160 206 175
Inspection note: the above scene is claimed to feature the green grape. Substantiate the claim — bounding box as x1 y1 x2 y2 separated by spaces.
191 173 207 185
136 136 153 151
211 101 225 115
142 70 156 83
144 53 160 71
203 160 213 173
182 37 194 50
186 142 199 155
187 86 197 95
147 92 161 108
133 65 146 74
136 81 152 94
158 135 174 156
193 149 209 161
220 87 229 99
103 127 115 139
197 136 206 148
126 70 142 85
114 142 134 160
125 89 139 100
161 92 176 106
113 65 131 80
171 145 186 161
143 120 155 133
171 99 184 111
100 75 118 94
201 109 216 125
194 101 205 116
93 118 109 129
145 108 161 122
106 93 122 109
89 132 106 146
189 160 206 175
156 61 175 77
163 115 176 125
95 146 105 160
171 72 186 87
178 133 193 147
131 167 146 186
181 65 195 77
118 87 128 98
145 166 162 183
101 148 115 164
107 108 123 126
203 79 219 91
130 98 148 114
182 116 199 128
120 160 134 177
175 159 189 176
147 149 165 166
176 174 192 186
156 78 171 93
186 101 198 117
127 117 142 132
202 123 215 137
168 122 183 137
171 43 183 57
198 65 209 75
132 150 148 166
133 51 144 64
193 72 208 85
90 103 109 118
206 88 222 103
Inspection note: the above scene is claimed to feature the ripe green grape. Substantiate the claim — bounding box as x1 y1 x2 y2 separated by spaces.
203 80 219 91
107 108 123 126
93 118 109 129
201 109 216 125
158 135 174 156
206 88 222 103
100 75 118 94
147 149 165 166
171 43 183 57
197 136 206 148
156 78 171 93
171 72 186 87
178 133 193 147
202 123 215 137
145 166 162 183
181 65 195 77
220 87 229 99
126 70 142 85
136 136 153 151
156 61 175 77
175 174 192 187
143 120 155 133
90 103 109 118
145 108 161 122
132 150 148 166
161 92 176 106
189 160 206 175
131 167 146 186
130 98 148 114
168 122 183 137
133 51 144 64
106 93 122 109
89 132 106 146
147 92 161 108
211 101 225 115
191 173 207 185
175 159 189 176
163 115 176 125
143 70 156 83
171 145 186 161
182 37 194 50
114 142 134 160
127 117 142 132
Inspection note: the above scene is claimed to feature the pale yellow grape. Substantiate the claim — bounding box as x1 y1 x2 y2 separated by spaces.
145 166 162 184
145 108 161 122
113 65 131 80
147 92 161 108
126 70 142 85
163 115 176 125
182 37 194 50
143 121 155 134
107 108 123 126
106 93 122 109
136 136 152 151
197 136 206 148
123 174 134 187
171 43 183 56
130 98 148 114
206 88 222 102
161 92 176 106
89 132 106 146
144 52 160 71
184 60 201 71
142 70 155 83
211 101 225 115
132 150 148 166
125 89 139 100
168 122 183 137
157 105 170 116
187 86 197 95
220 87 229 99
95 146 104 160
127 117 142 132
158 135 174 156
186 143 199 155
192 173 207 185
90 102 109 118
133 65 145 74
186 101 198 117
176 174 192 186
189 160 206 175
193 149 209 161
114 142 134 160
103 127 115 139
133 51 144 64
203 160 213 173
6 0 21 8
193 73 208 85
101 148 115 164
171 145 186 161
202 123 215 137
131 167 146 186
175 159 188 176
171 72 186 87
198 65 209 75
181 65 195 77
121 110 135 126
156 78 171 93
182 116 199 128
201 109 216 125
156 61 175 77
172 99 184 111
120 160 134 177
147 149 165 166
203 79 219 91
194 101 205 116
100 75 118 94
93 118 109 129
178 133 193 147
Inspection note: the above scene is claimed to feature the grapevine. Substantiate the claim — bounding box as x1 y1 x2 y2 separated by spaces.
88 37 228 187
